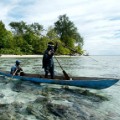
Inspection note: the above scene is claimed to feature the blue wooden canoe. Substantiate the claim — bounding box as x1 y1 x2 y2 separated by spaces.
0 71 119 89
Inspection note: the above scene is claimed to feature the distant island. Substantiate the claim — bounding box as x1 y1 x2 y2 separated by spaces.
0 14 84 56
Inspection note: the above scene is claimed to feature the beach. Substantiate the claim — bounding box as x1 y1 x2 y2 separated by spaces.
0 55 43 58
0 54 81 58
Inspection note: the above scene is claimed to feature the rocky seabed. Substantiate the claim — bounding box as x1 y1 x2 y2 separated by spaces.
0 76 109 120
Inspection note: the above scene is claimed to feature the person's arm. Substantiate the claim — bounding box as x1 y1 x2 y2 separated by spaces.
17 66 23 72
12 69 18 76
19 67 24 76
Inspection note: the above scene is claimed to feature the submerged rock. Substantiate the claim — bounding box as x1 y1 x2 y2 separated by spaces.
26 104 49 120
47 102 68 117
0 77 110 120
35 95 48 103
0 113 16 120
0 93 4 98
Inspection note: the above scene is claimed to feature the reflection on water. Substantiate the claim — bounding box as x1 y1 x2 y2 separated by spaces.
0 56 120 120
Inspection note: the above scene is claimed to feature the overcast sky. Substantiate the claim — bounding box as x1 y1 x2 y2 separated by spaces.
0 0 120 55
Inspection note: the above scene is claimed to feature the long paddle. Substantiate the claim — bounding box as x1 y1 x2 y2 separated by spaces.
54 56 70 80
11 68 18 78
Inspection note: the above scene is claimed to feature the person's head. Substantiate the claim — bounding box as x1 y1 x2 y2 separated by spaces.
16 60 21 66
47 42 54 50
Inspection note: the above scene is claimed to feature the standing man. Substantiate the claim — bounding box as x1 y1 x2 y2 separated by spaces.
42 42 58 79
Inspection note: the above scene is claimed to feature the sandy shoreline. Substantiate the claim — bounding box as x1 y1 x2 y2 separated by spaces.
0 54 80 58
0 54 43 58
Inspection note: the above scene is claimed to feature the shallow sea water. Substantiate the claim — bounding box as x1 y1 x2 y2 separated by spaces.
0 55 120 120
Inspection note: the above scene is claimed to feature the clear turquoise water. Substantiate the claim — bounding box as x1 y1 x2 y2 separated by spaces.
0 56 120 119
1 56 120 78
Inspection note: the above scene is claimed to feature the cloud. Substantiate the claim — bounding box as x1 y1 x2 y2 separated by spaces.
0 0 120 55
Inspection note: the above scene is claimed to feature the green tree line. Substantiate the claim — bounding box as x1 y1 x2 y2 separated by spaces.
0 14 84 55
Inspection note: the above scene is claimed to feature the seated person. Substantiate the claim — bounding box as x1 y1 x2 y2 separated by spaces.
10 60 24 76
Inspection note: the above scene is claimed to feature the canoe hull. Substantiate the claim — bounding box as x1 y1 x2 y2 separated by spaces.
0 71 119 89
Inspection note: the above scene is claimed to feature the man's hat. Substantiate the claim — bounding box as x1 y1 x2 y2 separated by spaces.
16 60 21 65
48 42 54 46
